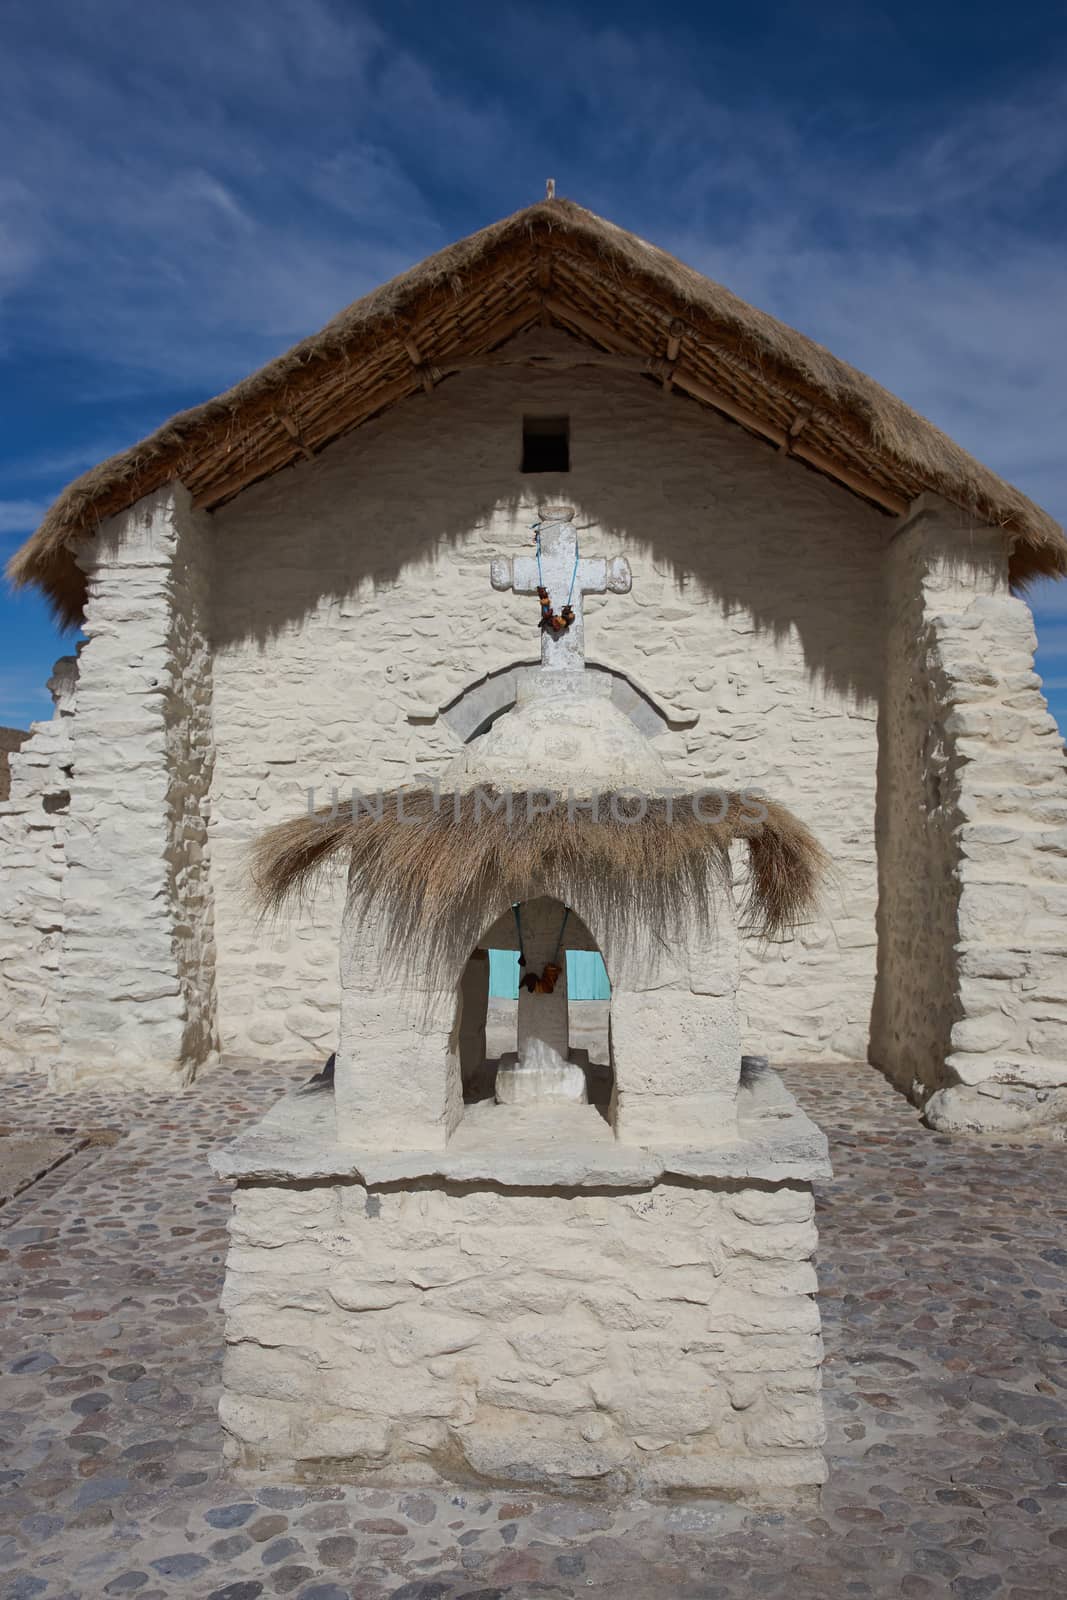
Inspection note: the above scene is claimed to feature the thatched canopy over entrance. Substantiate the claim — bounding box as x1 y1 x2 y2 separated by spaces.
10 195 1065 625
251 785 827 960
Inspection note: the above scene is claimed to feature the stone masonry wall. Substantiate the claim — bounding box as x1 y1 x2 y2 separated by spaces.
53 487 217 1083
872 498 1067 1132
870 511 964 1100
210 329 887 1063
0 660 77 1068
220 1175 826 1498
165 491 218 1065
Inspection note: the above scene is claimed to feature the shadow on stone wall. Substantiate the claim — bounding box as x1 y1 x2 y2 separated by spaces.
210 336 894 707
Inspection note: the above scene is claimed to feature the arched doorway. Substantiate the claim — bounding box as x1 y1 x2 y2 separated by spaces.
458 897 613 1119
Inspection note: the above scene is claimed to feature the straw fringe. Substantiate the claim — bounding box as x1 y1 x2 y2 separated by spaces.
249 786 828 962
8 197 1063 627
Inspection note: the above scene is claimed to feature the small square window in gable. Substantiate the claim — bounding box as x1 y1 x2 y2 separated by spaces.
522 414 570 473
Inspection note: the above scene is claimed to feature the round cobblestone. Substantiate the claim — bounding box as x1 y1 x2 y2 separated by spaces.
249 1514 290 1543
272 1569 315 1596
317 1534 358 1566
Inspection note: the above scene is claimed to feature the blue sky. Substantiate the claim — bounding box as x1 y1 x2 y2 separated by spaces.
2 0 1066 728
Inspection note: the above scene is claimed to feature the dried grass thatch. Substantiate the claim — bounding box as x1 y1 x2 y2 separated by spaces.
8 197 1063 627
250 786 827 973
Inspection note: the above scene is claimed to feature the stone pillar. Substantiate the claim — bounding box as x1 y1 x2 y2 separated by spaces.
53 486 218 1085
0 658 77 1069
495 898 587 1104
517 902 570 1063
458 948 491 1099
872 494 1067 1132
606 899 742 1145
335 899 463 1149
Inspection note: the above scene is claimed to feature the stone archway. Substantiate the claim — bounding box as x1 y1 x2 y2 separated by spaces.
434 659 694 744
463 898 612 1114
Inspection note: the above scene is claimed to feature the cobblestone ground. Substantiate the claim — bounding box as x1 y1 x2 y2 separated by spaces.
1 1060 1064 1600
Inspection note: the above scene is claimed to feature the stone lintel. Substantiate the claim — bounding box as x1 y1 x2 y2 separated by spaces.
892 493 1008 595
895 490 1001 543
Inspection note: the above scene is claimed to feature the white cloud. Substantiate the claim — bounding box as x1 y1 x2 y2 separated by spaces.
0 1 1064 542
1031 621 1067 653
0 668 52 726
8 440 132 481
1029 579 1067 620
0 0 468 384
0 500 47 535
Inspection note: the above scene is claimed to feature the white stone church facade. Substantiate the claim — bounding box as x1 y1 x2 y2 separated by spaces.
3 196 1067 1135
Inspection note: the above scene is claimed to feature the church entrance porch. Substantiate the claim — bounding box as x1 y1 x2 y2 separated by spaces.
215 880 830 1497
213 509 833 1497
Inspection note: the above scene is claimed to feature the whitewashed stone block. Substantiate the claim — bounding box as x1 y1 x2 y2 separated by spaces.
872 494 1067 1131
217 1166 827 1501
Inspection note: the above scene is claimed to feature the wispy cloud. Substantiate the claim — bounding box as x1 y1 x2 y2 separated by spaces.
0 0 464 384
0 500 47 535
0 668 52 727
8 440 132 481
0 1 1065 725
7 2 1061 526
1030 579 1067 623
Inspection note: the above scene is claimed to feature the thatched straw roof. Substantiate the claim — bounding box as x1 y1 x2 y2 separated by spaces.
251 785 828 965
9 196 1064 625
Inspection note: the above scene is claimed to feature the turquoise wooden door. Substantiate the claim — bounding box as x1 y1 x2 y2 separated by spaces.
487 949 609 1000
488 948 520 998
565 950 611 999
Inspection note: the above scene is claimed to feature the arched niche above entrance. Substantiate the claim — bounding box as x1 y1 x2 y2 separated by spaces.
407 660 699 744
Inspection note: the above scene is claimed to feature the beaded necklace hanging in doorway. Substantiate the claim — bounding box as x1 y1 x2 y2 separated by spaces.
512 904 570 993
533 523 578 635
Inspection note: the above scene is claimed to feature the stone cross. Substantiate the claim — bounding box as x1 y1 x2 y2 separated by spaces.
490 508 631 670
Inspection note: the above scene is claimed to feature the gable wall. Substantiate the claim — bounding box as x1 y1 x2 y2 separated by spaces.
208 344 888 1064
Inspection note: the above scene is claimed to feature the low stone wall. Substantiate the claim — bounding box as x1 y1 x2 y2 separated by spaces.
0 666 76 1069
219 1174 826 1500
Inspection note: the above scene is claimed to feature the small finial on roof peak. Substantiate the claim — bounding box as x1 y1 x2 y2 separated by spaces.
545 177 556 200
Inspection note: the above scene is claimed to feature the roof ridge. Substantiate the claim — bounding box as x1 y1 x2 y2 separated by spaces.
8 195 1063 626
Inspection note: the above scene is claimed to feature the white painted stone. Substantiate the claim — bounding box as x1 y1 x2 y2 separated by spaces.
870 494 1067 1130
216 1143 828 1497
512 896 571 1076
0 487 220 1084
0 656 77 1069
493 895 588 1106
489 508 631 672
203 334 886 1064
450 667 673 796
6 333 1063 1137
496 1037 589 1104
211 1066 832 1187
